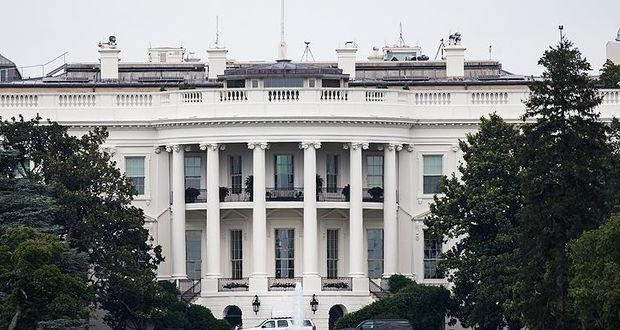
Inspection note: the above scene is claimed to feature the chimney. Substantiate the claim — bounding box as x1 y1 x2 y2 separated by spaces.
98 36 121 80
606 28 620 65
207 47 228 80
444 32 466 78
336 41 358 80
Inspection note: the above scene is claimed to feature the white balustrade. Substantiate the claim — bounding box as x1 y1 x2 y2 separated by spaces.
0 94 38 108
267 89 299 102
470 92 509 105
58 94 96 108
321 88 348 101
116 94 153 107
365 90 385 102
600 90 620 105
414 92 451 105
219 89 247 102
181 91 203 103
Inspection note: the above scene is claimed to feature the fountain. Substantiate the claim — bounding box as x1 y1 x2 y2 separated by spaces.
292 282 305 330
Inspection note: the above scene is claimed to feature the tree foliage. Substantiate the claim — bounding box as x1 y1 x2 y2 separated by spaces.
568 215 620 329
425 114 523 330
335 277 450 330
511 39 613 329
599 59 620 88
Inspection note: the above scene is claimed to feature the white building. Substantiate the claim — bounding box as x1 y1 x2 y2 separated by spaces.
1 32 620 330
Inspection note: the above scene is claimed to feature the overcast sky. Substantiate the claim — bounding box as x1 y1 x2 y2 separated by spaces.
2 0 619 76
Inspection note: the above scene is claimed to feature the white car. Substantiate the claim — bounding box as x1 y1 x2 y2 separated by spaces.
242 317 316 330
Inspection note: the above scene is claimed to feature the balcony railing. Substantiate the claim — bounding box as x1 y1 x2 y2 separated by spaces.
268 277 303 291
185 188 207 204
321 277 353 291
363 187 384 202
218 278 250 292
318 187 348 202
266 187 304 202
223 187 251 202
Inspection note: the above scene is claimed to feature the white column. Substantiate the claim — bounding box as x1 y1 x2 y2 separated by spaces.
346 142 368 278
249 142 269 291
168 144 186 279
201 143 222 280
301 142 321 291
383 143 401 277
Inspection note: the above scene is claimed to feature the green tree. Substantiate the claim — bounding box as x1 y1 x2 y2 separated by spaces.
425 114 523 330
0 117 164 329
0 227 90 330
511 38 613 329
568 215 620 329
599 60 620 88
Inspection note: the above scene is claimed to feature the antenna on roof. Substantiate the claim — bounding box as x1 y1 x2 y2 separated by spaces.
215 15 221 47
301 41 315 62
489 45 492 60
434 38 445 60
398 22 406 47
278 0 288 59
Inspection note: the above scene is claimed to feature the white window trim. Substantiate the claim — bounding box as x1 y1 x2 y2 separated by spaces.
417 151 447 199
122 153 151 201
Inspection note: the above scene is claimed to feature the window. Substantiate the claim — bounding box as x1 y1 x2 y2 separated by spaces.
275 229 295 278
308 79 316 88
264 78 303 88
227 79 245 88
366 155 384 188
274 155 294 190
367 229 384 279
251 79 259 88
327 229 339 278
262 320 276 328
322 79 340 88
424 231 443 279
184 156 201 189
159 53 166 62
0 69 6 82
326 155 339 193
277 320 289 327
186 230 202 280
231 230 243 279
230 156 242 194
423 155 443 194
125 156 145 195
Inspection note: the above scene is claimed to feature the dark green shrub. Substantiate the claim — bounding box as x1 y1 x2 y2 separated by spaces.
388 274 415 293
335 282 450 330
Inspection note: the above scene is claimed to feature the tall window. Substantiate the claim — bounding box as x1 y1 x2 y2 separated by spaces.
423 155 443 194
275 229 295 278
327 229 339 278
125 156 145 195
230 156 242 194
186 230 202 280
274 155 294 190
366 155 384 188
367 229 384 279
231 230 243 279
326 155 339 193
424 231 443 279
184 156 201 189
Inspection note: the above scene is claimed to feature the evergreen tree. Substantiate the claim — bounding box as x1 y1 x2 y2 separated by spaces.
511 38 612 329
425 114 523 329
599 60 620 88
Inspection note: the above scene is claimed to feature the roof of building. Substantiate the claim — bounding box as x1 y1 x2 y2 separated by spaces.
0 53 17 67
222 59 348 80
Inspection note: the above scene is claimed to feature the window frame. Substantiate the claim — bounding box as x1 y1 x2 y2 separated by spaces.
326 154 339 193
274 154 294 190
418 151 447 198
230 155 243 194
230 229 243 279
326 229 339 278
124 154 150 199
366 155 384 189
367 228 384 279
184 155 202 190
423 230 443 280
274 228 295 278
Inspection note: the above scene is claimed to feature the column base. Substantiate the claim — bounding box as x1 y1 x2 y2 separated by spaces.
352 277 370 293
249 276 268 293
302 275 322 292
201 278 219 294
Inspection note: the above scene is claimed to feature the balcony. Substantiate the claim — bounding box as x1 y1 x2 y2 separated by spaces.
268 277 303 291
363 187 384 203
218 278 250 292
223 187 251 202
185 188 207 204
321 277 352 291
265 187 304 202
318 187 348 202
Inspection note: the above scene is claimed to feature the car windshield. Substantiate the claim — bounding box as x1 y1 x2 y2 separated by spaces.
291 320 312 326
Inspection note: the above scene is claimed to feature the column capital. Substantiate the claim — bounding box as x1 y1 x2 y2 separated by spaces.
387 143 403 152
166 144 183 153
248 142 270 150
406 144 415 152
154 145 163 154
299 142 322 150
344 142 369 150
200 143 225 151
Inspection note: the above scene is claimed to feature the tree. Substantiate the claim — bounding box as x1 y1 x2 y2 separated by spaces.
0 117 164 329
0 227 90 330
568 215 620 329
511 38 613 329
425 114 523 330
599 60 620 88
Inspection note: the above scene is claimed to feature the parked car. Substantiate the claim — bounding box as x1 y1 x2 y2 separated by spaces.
242 317 316 330
340 319 413 330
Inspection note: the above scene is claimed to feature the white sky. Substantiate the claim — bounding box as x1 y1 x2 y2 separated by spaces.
2 0 619 75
